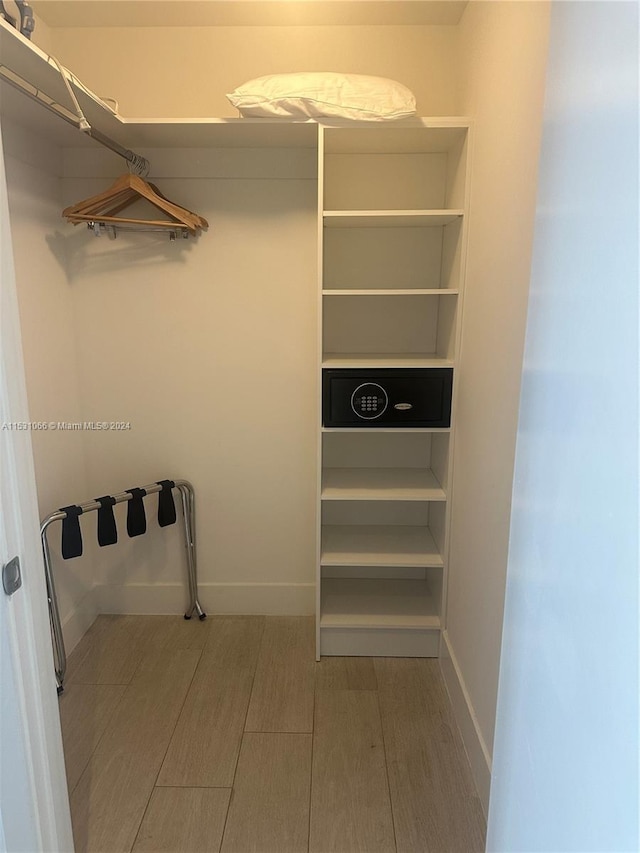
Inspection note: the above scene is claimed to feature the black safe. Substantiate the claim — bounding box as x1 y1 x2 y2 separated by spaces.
322 368 453 428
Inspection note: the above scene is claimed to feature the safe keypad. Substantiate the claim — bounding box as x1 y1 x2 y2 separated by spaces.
355 395 384 413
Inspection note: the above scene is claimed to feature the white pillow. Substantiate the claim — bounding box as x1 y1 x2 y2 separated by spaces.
226 72 417 121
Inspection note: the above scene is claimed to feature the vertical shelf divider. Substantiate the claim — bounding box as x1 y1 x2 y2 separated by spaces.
315 124 325 661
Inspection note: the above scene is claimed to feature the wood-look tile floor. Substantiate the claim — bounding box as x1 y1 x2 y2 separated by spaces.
60 615 486 853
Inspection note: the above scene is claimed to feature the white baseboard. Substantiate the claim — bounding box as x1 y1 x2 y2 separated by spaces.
61 589 99 655
94 582 316 616
440 629 492 815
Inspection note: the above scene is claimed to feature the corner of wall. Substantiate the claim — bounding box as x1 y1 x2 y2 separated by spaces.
4 121 97 648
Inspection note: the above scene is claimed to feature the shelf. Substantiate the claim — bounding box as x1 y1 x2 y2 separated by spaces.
0 20 97 121
322 427 450 434
323 289 459 296
0 21 466 159
320 578 439 630
0 23 463 156
322 352 454 368
0 19 318 151
321 525 443 568
323 210 464 228
322 123 469 154
0 19 468 159
117 118 318 149
322 468 446 501
0 88 319 151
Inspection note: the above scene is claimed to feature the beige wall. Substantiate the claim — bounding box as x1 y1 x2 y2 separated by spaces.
60 146 318 615
442 0 551 805
5 130 318 626
50 25 458 117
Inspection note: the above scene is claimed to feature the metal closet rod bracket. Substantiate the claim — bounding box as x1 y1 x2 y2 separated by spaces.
40 478 205 695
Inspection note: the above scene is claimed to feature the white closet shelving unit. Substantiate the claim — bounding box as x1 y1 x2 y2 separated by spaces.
316 120 470 658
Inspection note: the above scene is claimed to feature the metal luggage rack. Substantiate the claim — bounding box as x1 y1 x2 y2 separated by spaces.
41 478 206 693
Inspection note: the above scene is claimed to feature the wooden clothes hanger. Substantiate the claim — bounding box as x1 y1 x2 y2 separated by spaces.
63 173 208 235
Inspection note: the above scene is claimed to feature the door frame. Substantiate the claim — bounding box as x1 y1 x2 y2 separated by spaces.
0 122 73 852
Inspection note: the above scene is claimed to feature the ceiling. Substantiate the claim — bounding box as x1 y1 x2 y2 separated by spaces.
31 1 468 28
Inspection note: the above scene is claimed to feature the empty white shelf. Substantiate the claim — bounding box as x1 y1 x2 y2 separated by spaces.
322 427 451 434
320 578 440 630
322 289 459 296
322 468 446 501
120 118 318 149
323 210 464 228
322 352 454 368
321 525 443 567
322 123 469 155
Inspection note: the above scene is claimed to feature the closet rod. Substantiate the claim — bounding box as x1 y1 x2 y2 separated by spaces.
0 69 150 174
87 222 190 239
87 127 149 176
